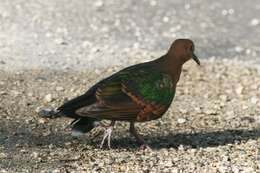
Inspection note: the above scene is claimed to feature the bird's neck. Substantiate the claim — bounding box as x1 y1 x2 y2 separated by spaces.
152 55 183 86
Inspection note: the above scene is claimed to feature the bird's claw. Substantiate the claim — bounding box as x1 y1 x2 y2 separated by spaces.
100 126 113 149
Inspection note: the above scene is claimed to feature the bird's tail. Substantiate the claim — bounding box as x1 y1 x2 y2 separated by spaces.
38 107 98 136
70 117 98 136
38 107 62 119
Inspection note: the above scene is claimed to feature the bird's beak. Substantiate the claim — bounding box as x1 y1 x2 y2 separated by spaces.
192 53 200 65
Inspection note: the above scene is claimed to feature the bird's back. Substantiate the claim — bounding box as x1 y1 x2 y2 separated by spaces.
58 61 175 122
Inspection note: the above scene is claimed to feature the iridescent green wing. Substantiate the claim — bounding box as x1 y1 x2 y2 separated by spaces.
118 66 175 121
119 66 175 106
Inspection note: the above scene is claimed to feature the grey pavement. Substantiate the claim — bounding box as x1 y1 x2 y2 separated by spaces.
0 0 260 70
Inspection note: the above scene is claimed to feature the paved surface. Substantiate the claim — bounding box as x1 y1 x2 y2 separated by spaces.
0 0 260 71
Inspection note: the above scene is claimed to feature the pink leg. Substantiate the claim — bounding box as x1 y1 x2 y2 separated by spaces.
129 122 150 150
100 121 115 149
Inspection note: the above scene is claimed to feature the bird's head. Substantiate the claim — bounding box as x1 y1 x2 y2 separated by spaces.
168 39 200 65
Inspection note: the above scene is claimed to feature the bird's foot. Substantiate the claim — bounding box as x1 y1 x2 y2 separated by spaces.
100 125 114 149
129 122 151 150
139 144 151 150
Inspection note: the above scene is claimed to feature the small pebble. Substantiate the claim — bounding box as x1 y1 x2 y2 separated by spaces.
234 46 243 53
56 86 64 91
163 16 169 23
0 91 7 95
94 1 103 7
177 118 187 124
44 94 53 103
250 96 258 104
150 0 157 6
250 18 259 26
235 85 244 95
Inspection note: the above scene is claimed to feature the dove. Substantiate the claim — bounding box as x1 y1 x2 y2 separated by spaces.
40 39 200 149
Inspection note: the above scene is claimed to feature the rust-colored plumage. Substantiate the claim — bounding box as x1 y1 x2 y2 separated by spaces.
41 39 200 149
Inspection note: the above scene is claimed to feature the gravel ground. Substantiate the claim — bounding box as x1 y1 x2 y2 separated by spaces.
0 60 260 172
1 0 260 172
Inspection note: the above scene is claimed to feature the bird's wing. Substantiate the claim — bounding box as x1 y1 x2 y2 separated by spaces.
119 67 175 121
76 65 175 121
76 78 141 121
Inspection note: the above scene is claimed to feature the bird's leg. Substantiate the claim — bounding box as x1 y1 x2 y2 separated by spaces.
100 121 115 149
129 122 150 150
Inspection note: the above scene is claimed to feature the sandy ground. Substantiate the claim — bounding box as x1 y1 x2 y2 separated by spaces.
0 60 260 172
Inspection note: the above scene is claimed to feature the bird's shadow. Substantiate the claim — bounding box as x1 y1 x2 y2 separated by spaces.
113 129 260 149
1 120 260 150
